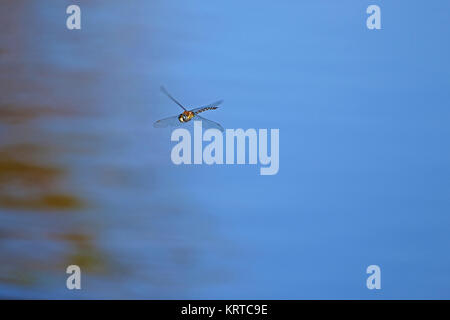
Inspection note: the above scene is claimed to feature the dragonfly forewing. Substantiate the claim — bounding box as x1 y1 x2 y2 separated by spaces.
153 115 181 128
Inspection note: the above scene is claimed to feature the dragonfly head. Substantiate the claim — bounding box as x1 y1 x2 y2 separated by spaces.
178 113 188 123
179 111 194 123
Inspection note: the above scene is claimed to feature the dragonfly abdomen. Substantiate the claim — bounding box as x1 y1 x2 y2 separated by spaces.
194 106 218 115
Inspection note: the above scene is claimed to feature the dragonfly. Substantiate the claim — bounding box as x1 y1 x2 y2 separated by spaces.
154 86 224 132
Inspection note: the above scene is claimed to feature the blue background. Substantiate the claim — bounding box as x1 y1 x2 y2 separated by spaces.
0 0 449 298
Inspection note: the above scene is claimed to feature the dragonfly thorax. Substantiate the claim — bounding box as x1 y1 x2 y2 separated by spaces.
178 111 195 123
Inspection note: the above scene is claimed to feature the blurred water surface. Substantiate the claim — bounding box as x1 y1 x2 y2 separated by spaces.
0 1 225 298
1 1 450 298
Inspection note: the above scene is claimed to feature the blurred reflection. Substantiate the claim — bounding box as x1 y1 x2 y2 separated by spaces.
0 1 217 298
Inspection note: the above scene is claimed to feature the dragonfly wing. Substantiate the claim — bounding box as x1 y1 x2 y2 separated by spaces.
191 100 223 114
153 115 181 128
160 86 187 111
195 114 224 132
